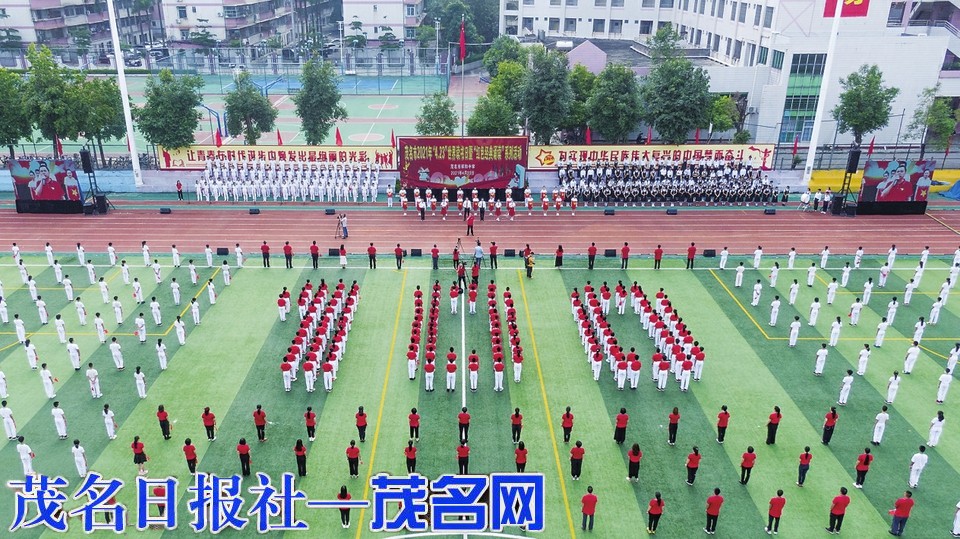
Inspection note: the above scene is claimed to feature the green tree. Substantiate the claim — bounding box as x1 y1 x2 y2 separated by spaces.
831 64 899 147
0 68 30 158
438 1 481 59
483 36 526 77
190 30 217 54
560 64 596 143
132 0 155 45
647 24 682 64
470 0 500 42
69 26 91 66
22 45 84 156
487 60 526 116
467 94 519 136
379 26 401 51
521 47 571 144
639 58 711 144
79 78 126 165
134 68 205 150
708 95 736 134
416 92 458 135
346 18 367 49
225 72 279 145
293 59 348 145
586 64 641 144
906 84 957 158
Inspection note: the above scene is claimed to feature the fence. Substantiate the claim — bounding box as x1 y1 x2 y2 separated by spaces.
771 144 960 171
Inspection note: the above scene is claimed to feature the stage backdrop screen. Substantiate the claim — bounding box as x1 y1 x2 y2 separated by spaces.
858 160 934 203
398 136 528 189
6 159 83 201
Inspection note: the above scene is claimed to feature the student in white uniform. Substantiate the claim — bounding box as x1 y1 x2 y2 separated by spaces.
886 371 901 404
903 279 918 305
188 261 199 285
948 343 960 374
85 261 97 285
151 260 162 284
1 401 17 439
235 244 245 268
66 338 80 370
0 295 7 324
51 401 67 439
806 263 817 287
171 245 181 267
171 278 181 305
134 366 147 398
837 369 854 405
120 260 130 284
173 316 186 345
24 340 38 369
751 280 763 307
132 277 144 304
98 278 109 304
44 243 54 266
863 278 874 305
94 313 107 344
872 405 889 445
15 436 34 475
734 263 745 287
207 279 217 305
886 297 899 324
808 298 822 326
0 370 6 398
109 338 125 370
787 247 797 270
205 245 214 267
840 263 852 287
718 247 728 270
36 297 48 325
788 280 799 305
856 344 871 375
156 339 168 370
86 363 102 398
913 317 926 344
107 242 117 266
141 241 151 266
222 261 231 286
849 298 863 326
769 296 781 326
887 244 898 267
928 411 945 447
39 363 56 398
938 369 953 404
908 445 928 488
72 439 87 477
191 298 201 325
903 342 921 374
878 264 891 288
13 315 26 344
769 263 780 287
752 246 763 269
930 297 944 325
814 344 829 375
62 276 74 301
149 297 162 326
829 317 842 347
789 316 802 345
103 404 117 440
819 246 830 269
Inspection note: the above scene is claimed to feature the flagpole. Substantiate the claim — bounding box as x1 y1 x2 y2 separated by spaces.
460 14 466 137
801 0 844 186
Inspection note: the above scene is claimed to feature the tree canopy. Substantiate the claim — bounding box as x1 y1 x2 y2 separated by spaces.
639 57 712 144
467 94 519 136
483 36 527 77
0 68 30 157
416 92 459 136
22 45 85 155
906 84 957 156
831 64 900 147
560 64 596 144
225 72 279 145
521 47 571 144
134 68 205 151
293 59 348 145
487 60 526 117
586 64 642 144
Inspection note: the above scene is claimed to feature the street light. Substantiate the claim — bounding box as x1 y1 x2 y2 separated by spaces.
434 17 440 75
338 20 344 74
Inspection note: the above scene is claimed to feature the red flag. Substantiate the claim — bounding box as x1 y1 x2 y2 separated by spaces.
459 19 466 63
867 135 875 156
54 135 63 157
214 130 223 148
390 129 396 147
335 127 343 146
792 135 799 156
694 128 700 144
946 139 952 157
645 126 652 145
823 0 870 18
276 129 283 146
585 126 592 145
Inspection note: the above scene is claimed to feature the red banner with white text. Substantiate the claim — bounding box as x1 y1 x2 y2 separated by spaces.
398 137 528 189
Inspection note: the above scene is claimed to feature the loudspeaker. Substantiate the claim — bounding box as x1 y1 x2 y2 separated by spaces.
249 208 260 215
159 207 172 214
83 203 95 215
504 249 516 257
410 248 422 257
703 249 716 258
764 208 777 215
846 149 862 174
94 195 107 214
325 208 336 215
604 249 617 257
216 247 229 256
79 149 94 174
328 248 340 256
666 208 678 215
603 208 615 216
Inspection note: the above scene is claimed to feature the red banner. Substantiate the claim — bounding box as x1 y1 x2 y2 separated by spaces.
824 0 870 17
6 158 83 201
398 137 528 190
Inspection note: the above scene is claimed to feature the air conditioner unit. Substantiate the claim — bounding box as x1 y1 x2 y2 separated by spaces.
747 106 757 114
218 12 223 17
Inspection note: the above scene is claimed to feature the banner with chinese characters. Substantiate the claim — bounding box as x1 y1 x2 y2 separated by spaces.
824 0 870 17
398 136 528 189
157 145 397 171
858 160 934 203
6 158 83 201
528 144 776 171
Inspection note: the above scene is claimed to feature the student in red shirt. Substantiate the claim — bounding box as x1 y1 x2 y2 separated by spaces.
236 437 251 476
510 408 523 444
705 487 724 534
555 245 564 267
716 405 730 444
294 439 308 476
457 440 470 474
355 406 367 443
654 244 664 270
515 440 528 472
767 489 786 534
570 440 585 480
587 242 598 270
431 244 440 270
686 242 697 270
337 485 352 529
183 438 197 474
826 487 850 534
614 408 628 445
310 241 320 269
890 490 914 536
621 242 630 269
157 404 171 440
667 407 680 446
346 440 362 478
740 446 756 485
822 407 838 445
202 407 216 441
394 244 404 270
367 243 377 269
489 241 498 269
404 440 417 473
627 443 642 482
797 446 813 486
253 405 267 442
647 492 664 533
765 406 781 445
408 407 420 441
304 406 317 441
466 213 475 236
561 406 574 444
260 241 270 268
131 435 148 476
458 407 470 441
153 484 167 517
283 241 293 269
686 446 701 485
854 447 872 488
580 485 597 531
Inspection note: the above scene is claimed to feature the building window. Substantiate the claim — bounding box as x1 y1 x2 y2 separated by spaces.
593 19 605 32
660 0 674 7
710 0 716 16
523 17 534 30
738 3 747 22
566 0 578 6
177 6 187 19
405 27 416 39
642 0 655 6
730 1 736 20
781 54 826 143
595 0 606 6
613 0 625 6
180 29 190 40
640 20 653 33
549 17 560 31
695 29 702 45
754 5 762 25
658 20 670 29
611 19 623 33
223 6 238 17
758 45 768 64
718 0 725 18
763 6 774 28
564 18 576 31
550 0 561 5
713 34 720 51
725 37 731 56
733 39 742 60
771 49 784 69
682 0 689 10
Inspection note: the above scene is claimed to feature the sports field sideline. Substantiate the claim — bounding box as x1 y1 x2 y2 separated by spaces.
0 229 958 538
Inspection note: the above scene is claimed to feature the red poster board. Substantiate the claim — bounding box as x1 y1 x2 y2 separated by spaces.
398 137 528 190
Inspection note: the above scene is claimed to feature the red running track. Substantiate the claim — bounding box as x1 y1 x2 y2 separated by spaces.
0 207 958 257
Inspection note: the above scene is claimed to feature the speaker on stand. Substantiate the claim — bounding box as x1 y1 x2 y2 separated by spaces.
79 147 113 214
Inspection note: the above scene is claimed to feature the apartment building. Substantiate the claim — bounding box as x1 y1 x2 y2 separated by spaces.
341 0 424 42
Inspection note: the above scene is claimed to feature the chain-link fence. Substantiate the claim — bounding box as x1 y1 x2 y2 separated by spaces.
771 144 960 171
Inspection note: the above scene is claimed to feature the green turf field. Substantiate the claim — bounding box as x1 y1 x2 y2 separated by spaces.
0 249 958 538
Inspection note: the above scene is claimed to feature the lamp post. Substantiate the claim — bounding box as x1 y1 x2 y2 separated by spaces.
434 17 441 75
339 20 344 74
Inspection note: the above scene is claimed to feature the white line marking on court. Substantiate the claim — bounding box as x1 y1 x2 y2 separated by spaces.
361 96 391 146
287 131 301 145
274 95 290 107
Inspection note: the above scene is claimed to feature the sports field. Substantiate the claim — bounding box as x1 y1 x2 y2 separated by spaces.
0 234 958 537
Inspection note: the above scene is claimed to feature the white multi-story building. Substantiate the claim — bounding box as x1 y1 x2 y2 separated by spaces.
341 0 425 43
501 0 960 145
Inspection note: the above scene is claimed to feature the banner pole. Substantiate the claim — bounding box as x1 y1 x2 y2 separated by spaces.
460 14 466 137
